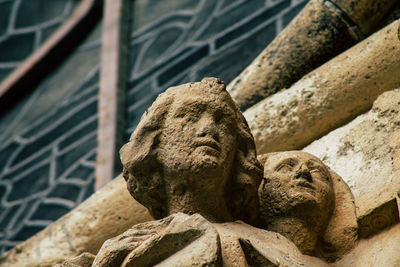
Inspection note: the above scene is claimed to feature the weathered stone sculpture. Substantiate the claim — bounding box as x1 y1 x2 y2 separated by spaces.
2 1 400 264
56 78 385 267
258 151 358 261
259 151 334 255
90 78 330 266
119 77 262 224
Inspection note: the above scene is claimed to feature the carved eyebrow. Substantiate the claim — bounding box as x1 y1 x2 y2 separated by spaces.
274 158 297 170
306 160 331 179
175 100 236 119
306 160 326 170
172 102 206 115
306 159 321 164
212 106 236 119
182 101 207 109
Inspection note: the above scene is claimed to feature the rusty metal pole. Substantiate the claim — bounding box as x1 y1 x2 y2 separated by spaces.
96 0 130 190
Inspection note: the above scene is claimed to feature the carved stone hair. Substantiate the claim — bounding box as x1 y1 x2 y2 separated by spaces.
120 78 263 224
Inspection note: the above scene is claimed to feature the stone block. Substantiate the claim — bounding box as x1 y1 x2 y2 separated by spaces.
335 224 400 266
356 185 400 238
304 89 400 198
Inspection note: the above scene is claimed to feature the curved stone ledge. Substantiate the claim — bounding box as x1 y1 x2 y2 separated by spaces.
304 89 400 198
227 0 361 111
332 0 397 35
245 20 400 155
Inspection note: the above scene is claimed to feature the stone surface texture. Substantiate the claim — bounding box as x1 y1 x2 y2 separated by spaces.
355 183 400 239
0 176 152 267
88 79 337 266
92 212 329 267
3 83 400 266
55 252 96 267
332 0 397 35
334 223 400 267
93 213 221 267
303 89 400 265
96 0 129 190
228 0 360 111
304 89 400 199
3 3 400 262
214 220 328 267
245 20 400 154
357 197 399 239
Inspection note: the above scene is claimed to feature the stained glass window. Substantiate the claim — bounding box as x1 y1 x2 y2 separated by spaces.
0 0 81 82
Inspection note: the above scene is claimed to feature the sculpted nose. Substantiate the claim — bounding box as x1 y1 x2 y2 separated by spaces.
294 163 312 182
197 114 219 141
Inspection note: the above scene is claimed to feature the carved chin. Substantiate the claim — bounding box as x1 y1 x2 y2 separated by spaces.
288 191 318 207
191 155 220 171
195 146 220 157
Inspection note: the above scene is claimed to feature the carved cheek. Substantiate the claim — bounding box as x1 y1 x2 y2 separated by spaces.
269 174 290 190
315 182 333 202
223 134 236 155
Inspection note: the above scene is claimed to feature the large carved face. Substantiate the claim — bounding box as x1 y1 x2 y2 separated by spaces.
158 85 237 190
121 78 262 221
259 151 334 219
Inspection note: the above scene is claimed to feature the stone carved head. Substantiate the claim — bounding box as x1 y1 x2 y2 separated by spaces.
259 151 335 227
259 151 357 260
120 78 262 224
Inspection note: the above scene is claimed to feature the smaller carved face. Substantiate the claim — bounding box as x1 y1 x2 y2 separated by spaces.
259 151 334 218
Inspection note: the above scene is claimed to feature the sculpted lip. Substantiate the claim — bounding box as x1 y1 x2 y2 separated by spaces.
194 139 220 152
295 180 315 190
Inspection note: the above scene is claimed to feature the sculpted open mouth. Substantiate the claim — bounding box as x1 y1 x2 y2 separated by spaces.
295 180 315 190
194 139 220 152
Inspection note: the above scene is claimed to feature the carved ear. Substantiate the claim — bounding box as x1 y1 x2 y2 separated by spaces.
319 168 358 261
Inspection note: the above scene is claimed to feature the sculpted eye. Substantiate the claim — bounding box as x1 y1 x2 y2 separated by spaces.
276 163 293 172
220 118 235 131
310 168 329 182
188 112 200 122
174 112 186 118
174 111 199 121
173 108 189 118
275 159 296 172
310 169 322 176
213 109 223 122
